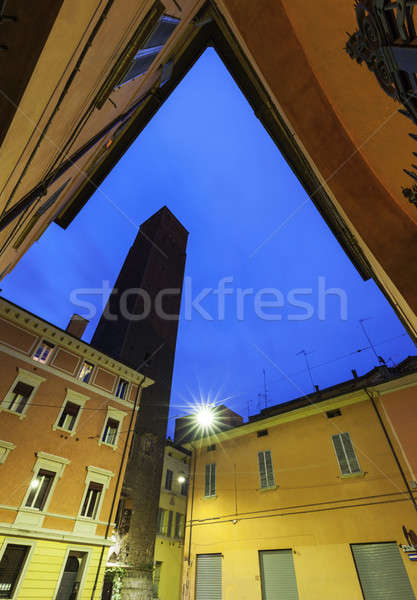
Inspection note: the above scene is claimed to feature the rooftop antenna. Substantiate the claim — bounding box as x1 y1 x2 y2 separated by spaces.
359 318 386 365
297 349 315 390
258 369 269 409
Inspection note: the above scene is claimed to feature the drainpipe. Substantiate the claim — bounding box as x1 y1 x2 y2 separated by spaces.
365 387 417 513
90 375 145 599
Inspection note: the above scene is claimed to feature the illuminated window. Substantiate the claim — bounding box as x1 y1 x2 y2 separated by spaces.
25 469 55 510
78 361 94 383
32 340 54 364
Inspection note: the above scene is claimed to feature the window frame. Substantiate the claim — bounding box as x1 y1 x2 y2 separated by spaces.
157 508 166 535
77 466 114 523
0 440 15 465
99 406 127 449
52 547 91 600
258 450 275 490
53 388 88 436
80 481 103 519
165 469 173 491
24 469 55 511
77 360 95 384
0 538 35 600
332 432 362 477
115 378 129 400
31 339 55 364
204 463 216 498
20 452 69 514
0 368 45 419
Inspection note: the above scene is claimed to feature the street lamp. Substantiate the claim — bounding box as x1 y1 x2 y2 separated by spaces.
195 404 216 430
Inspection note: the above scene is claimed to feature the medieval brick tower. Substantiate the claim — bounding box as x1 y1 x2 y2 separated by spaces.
92 206 188 599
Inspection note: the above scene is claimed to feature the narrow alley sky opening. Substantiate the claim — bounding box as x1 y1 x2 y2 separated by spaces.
2 48 415 436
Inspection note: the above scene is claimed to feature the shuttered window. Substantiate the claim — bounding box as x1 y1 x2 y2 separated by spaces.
166 510 173 537
259 550 299 600
351 542 415 599
204 463 216 497
195 554 222 600
332 433 361 475
258 451 275 488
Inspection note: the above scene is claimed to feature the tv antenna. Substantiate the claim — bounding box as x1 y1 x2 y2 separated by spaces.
258 369 269 409
297 349 315 389
359 318 386 365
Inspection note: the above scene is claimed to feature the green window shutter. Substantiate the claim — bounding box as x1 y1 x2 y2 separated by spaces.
332 433 360 475
167 510 173 537
259 549 299 599
195 554 222 600
351 542 415 600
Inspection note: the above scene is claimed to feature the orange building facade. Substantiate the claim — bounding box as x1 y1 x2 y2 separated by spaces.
0 297 152 599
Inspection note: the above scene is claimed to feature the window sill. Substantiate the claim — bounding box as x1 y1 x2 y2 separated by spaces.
52 425 76 437
0 408 26 420
98 440 117 450
203 495 217 500
340 471 366 479
258 485 278 492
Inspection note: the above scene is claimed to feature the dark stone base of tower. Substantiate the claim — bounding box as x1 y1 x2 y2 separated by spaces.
92 207 188 599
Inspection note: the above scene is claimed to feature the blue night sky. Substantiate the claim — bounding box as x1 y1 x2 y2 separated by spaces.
1 49 415 436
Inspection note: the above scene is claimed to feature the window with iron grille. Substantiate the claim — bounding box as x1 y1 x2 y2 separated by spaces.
25 469 55 510
5 382 33 415
258 451 275 489
332 432 361 475
165 469 173 490
81 482 103 518
32 340 54 364
102 418 119 446
204 463 216 497
0 543 30 599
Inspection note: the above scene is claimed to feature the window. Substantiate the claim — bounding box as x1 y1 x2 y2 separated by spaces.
78 361 94 383
257 429 268 437
25 469 55 510
32 340 54 364
174 512 184 538
0 543 30 599
181 479 188 496
207 444 216 452
326 409 342 418
332 432 361 476
0 441 15 465
1 369 45 419
204 463 216 497
120 16 179 86
166 510 173 537
4 382 33 415
80 482 103 519
99 407 127 449
157 508 166 534
53 389 87 435
165 469 173 490
57 402 80 432
258 450 275 489
102 418 119 446
115 378 129 399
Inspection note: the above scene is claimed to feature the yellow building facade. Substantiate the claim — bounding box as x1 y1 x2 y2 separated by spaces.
153 443 190 600
0 297 152 599
182 361 417 600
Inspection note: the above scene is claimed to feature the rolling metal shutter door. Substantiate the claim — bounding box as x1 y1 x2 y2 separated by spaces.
351 543 415 600
260 550 299 600
195 554 222 600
